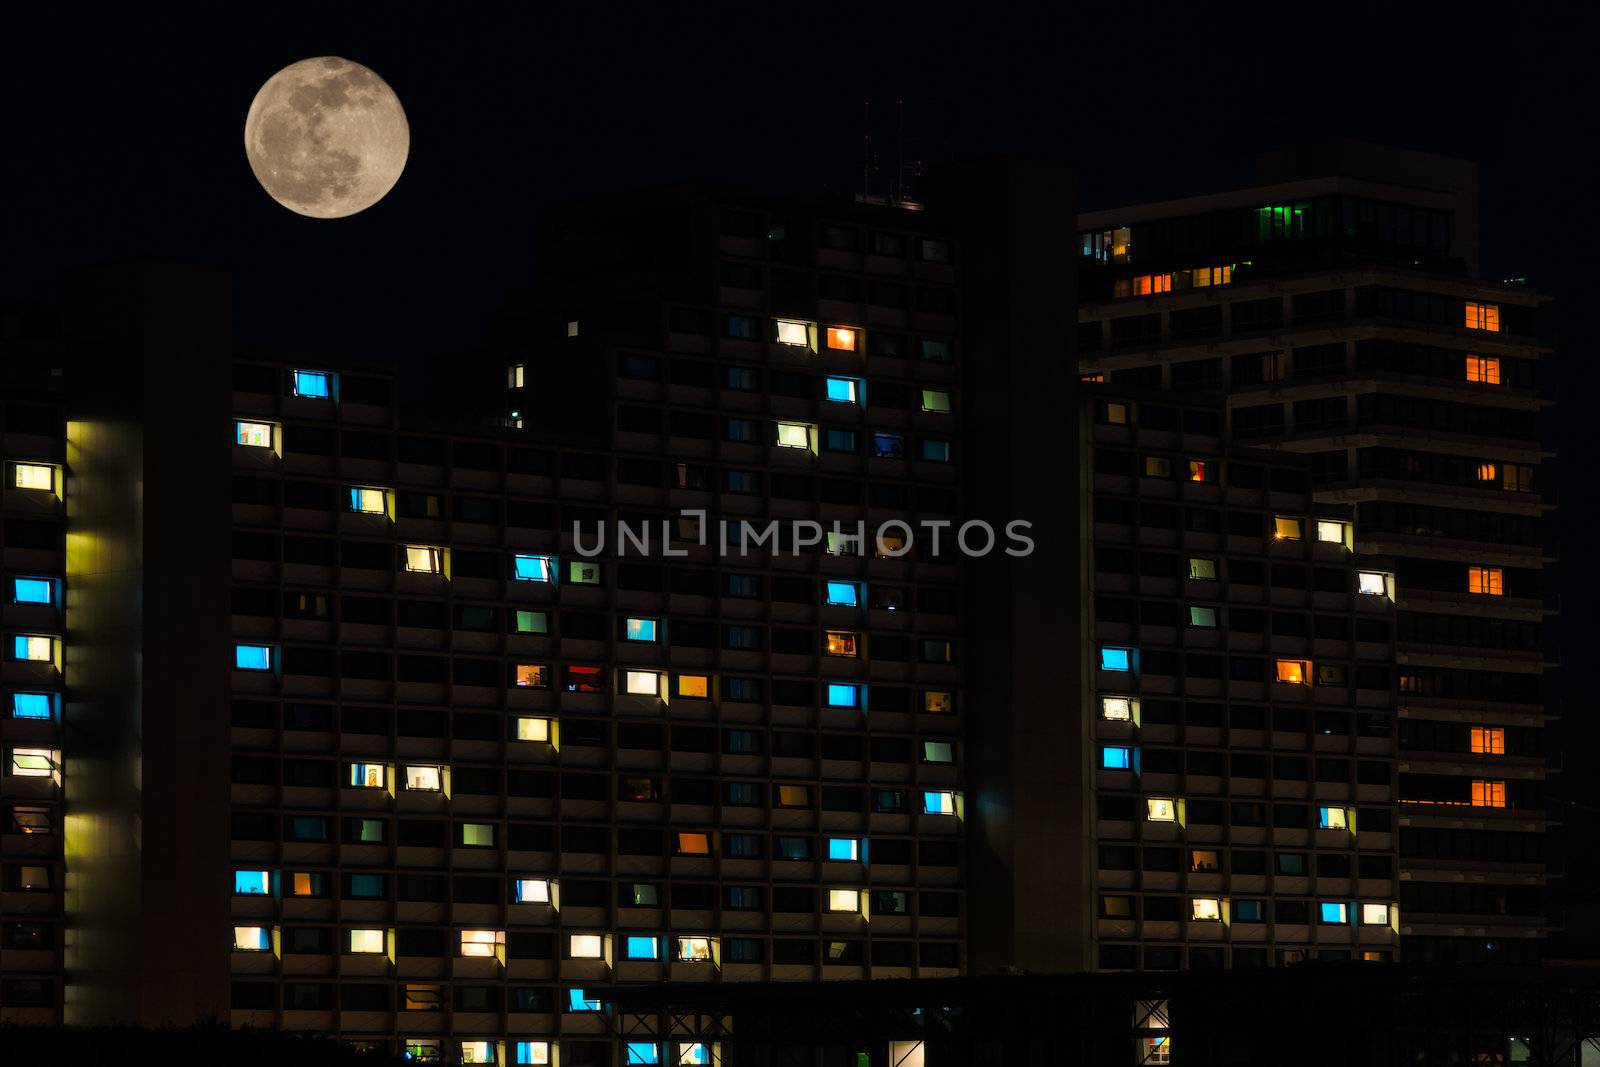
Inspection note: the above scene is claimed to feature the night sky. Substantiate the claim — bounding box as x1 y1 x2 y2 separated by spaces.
4 3 1596 898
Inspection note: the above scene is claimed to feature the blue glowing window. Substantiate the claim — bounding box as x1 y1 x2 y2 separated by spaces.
825 377 860 404
235 645 271 671
292 370 331 398
828 838 860 861
1099 647 1132 671
1320 901 1348 924
1234 900 1263 922
824 581 860 607
11 692 53 720
625 935 659 960
624 618 657 642
626 1044 661 1065
234 870 270 895
514 554 555 582
872 432 905 459
920 439 952 463
568 988 601 1012
12 578 52 605
922 791 955 816
1102 746 1132 770
826 684 860 709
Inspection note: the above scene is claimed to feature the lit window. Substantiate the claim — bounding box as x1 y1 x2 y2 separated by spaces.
461 823 494 847
678 1044 711 1066
824 580 861 607
1469 567 1504 595
1105 402 1129 425
1358 571 1389 596
569 934 605 959
235 869 270 895
827 889 861 913
234 644 271 671
11 692 53 720
626 935 659 960
290 871 324 897
924 690 953 713
1144 456 1171 478
1464 302 1501 332
922 790 956 816
1188 558 1217 580
405 546 443 574
775 784 810 808
825 377 860 403
513 609 549 633
514 663 548 688
13 463 54 491
514 554 555 582
235 420 274 448
292 370 332 398
349 763 385 789
568 988 601 1012
1100 695 1133 722
349 928 386 954
1319 902 1349 924
1191 850 1220 872
1315 520 1348 546
624 617 657 642
774 319 812 347
349 487 387 515
676 936 714 962
1102 896 1133 918
513 878 551 904
920 389 952 413
1466 356 1502 384
461 1042 495 1065
515 717 551 743
775 421 812 449
826 326 857 351
1102 746 1132 770
460 929 504 958
1272 516 1303 540
1470 727 1506 755
1191 898 1221 921
10 634 51 663
234 926 270 952
507 363 526 388
405 1041 443 1062
1318 806 1348 830
10 806 51 834
12 578 53 605
923 740 954 764
826 683 860 709
828 838 860 862
1471 779 1507 808
627 1045 661 1066
1146 798 1177 822
1099 646 1132 671
1361 903 1391 926
405 765 442 792
824 630 859 657
1275 659 1309 685
1188 459 1212 482
1188 606 1217 628
676 832 711 856
624 670 661 697
568 560 600 585
676 674 709 699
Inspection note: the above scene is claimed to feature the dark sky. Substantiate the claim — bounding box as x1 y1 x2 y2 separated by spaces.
5 2 1596 883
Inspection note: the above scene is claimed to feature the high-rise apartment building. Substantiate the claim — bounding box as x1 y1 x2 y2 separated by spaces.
1077 142 1552 966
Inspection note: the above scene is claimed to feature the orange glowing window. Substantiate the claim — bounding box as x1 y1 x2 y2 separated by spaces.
1188 459 1211 483
1470 779 1507 807
1465 356 1501 384
677 832 711 855
1081 372 1106 383
1275 659 1310 685
1476 463 1498 483
826 326 857 351
1468 567 1504 596
1465 302 1501 332
824 630 859 657
676 674 709 698
515 664 548 688
292 872 315 897
1470 727 1506 755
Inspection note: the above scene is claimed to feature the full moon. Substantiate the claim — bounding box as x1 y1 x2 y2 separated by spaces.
244 57 409 219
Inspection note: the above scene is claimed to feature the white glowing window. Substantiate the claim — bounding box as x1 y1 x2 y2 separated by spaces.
349 928 385 954
461 1042 495 1065
1316 520 1349 545
513 878 551 904
405 546 442 573
13 635 52 662
234 926 270 952
349 763 385 788
827 889 861 913
774 319 812 347
13 464 54 491
775 422 811 449
515 717 551 743
350 487 387 514
235 420 274 448
405 766 442 792
9 749 56 778
676 936 714 962
1361 903 1391 925
1191 898 1221 921
1101 696 1133 721
569 933 605 959
1146 798 1177 822
624 670 661 697
1358 571 1388 595
460 929 504 957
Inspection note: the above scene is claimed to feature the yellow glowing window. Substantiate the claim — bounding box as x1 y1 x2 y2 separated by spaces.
826 326 857 351
404 546 442 573
1468 567 1504 595
920 389 952 413
676 674 709 699
10 749 57 778
1361 903 1391 926
350 763 384 788
775 319 812 347
1188 557 1217 580
874 532 907 557
14 635 53 662
776 785 810 808
1106 403 1129 425
624 670 660 696
1315 520 1348 545
236 420 274 448
404 984 441 1011
924 690 952 713
1319 806 1348 830
515 717 550 743
1146 798 1177 822
1471 727 1506 755
1191 898 1221 921
1272 517 1303 540
1101 696 1133 721
1275 659 1310 685
515 664 548 688
827 889 861 913
461 823 494 847
459 929 504 958
1466 356 1501 384
677 936 714 962
825 630 859 657
1465 302 1501 332
405 766 442 791
350 487 386 514
349 928 385 954
13 464 53 491
1144 456 1171 478
1102 895 1133 918
513 878 551 904
1188 459 1210 482
569 934 605 958
1470 779 1507 808
507 364 525 388
775 422 811 449
234 926 270 952
1190 850 1220 872
461 1042 494 1065
677 832 711 855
